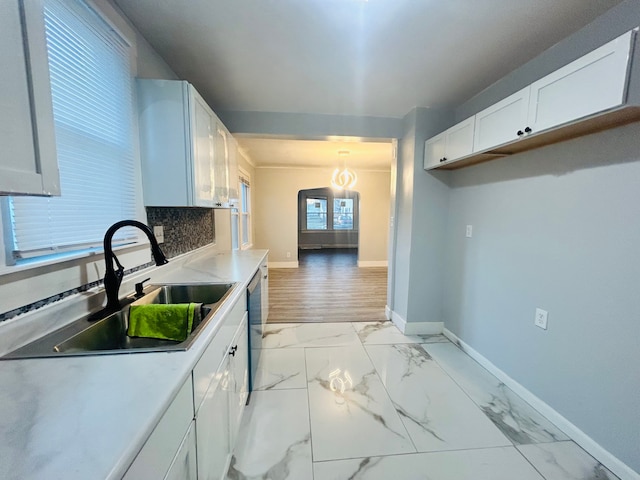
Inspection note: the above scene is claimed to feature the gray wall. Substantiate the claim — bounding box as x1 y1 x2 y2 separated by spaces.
439 0 640 471
443 123 640 474
392 108 452 323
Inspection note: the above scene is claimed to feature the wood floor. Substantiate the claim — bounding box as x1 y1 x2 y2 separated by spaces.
267 249 388 323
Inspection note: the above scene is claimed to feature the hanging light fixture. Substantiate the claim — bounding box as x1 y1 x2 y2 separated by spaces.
331 150 357 190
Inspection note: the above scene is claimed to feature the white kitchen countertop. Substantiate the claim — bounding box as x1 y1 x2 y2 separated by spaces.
0 246 268 480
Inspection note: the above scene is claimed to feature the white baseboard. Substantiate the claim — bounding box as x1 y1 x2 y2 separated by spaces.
357 260 388 267
443 328 640 480
385 305 392 321
389 310 443 335
268 261 299 268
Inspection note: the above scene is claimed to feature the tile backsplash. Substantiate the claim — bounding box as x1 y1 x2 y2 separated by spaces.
0 207 216 322
145 207 215 258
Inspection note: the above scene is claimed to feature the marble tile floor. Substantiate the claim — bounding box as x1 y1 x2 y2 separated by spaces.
227 321 620 480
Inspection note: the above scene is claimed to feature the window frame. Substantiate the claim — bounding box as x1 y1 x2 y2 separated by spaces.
300 188 359 234
305 196 329 231
0 0 146 273
238 167 252 249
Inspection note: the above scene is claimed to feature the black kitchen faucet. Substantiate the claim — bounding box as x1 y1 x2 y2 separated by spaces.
91 220 168 320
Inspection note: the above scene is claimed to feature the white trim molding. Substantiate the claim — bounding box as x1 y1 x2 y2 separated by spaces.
357 260 388 267
268 261 299 268
388 309 443 335
443 328 640 480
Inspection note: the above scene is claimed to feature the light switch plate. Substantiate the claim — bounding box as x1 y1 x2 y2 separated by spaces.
535 308 548 330
466 225 473 238
153 225 164 244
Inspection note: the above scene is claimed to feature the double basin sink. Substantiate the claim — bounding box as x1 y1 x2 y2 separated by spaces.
3 283 237 359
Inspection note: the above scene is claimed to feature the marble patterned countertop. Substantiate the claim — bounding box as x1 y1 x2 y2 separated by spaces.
0 246 268 480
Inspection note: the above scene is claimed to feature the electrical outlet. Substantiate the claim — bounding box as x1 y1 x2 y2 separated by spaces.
286 251 291 258
466 225 473 238
153 225 164 244
534 308 548 330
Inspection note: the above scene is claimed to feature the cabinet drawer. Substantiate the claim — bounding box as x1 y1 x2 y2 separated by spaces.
193 291 247 412
123 376 194 479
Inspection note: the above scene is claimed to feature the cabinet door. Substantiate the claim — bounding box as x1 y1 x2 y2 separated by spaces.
0 0 59 196
124 378 194 479
423 132 446 169
227 136 239 206
445 117 475 162
191 91 215 207
196 359 232 480
229 313 249 446
261 262 269 323
164 422 197 480
473 86 530 152
193 292 247 412
528 30 634 133
213 124 230 206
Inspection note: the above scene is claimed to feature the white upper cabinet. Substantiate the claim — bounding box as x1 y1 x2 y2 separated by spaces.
212 122 239 208
191 91 216 207
426 28 638 170
213 123 230 207
424 117 475 168
137 79 239 208
527 30 634 133
138 80 202 206
473 86 531 152
190 93 215 207
227 136 239 207
445 116 475 161
0 0 59 196
424 132 446 169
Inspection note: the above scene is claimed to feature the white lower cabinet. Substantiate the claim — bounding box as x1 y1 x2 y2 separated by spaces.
196 315 249 480
261 261 269 324
196 358 232 480
123 377 194 480
123 284 253 480
229 313 249 445
164 422 197 480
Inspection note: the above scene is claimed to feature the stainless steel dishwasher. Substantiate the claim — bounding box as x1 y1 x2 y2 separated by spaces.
247 270 263 400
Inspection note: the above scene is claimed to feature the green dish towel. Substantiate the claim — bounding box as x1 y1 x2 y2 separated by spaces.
128 303 199 342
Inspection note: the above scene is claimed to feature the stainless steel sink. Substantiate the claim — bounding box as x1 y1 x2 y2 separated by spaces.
143 283 235 306
3 282 237 359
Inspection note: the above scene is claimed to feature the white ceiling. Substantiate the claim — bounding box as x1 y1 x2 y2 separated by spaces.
114 0 621 167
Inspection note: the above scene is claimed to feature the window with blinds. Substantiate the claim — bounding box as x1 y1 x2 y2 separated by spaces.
240 177 251 247
6 0 138 263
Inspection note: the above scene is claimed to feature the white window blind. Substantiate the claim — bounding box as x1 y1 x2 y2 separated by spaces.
8 0 137 261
